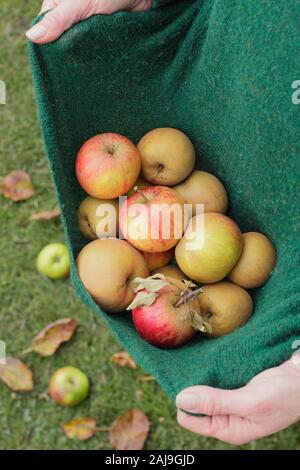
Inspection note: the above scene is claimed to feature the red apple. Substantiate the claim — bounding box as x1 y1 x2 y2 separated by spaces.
120 186 185 253
132 285 196 348
75 133 141 199
142 248 174 271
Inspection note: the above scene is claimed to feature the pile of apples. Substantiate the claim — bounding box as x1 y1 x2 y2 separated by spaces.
75 128 276 349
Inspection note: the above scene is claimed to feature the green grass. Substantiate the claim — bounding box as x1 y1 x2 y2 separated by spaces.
0 0 299 450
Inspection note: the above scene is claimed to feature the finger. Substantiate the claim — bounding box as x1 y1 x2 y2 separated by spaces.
26 0 87 44
177 410 255 446
176 385 253 416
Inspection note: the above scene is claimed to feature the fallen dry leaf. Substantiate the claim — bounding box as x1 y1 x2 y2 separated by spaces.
30 208 61 221
110 409 150 450
138 375 156 382
111 351 137 370
0 357 33 392
62 418 97 441
1 170 35 201
20 318 78 357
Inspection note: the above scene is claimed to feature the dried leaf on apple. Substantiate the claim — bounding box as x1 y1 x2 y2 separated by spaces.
132 274 169 294
62 418 97 441
111 351 137 370
0 357 34 392
110 409 150 450
1 170 35 201
20 318 78 357
30 208 61 221
127 291 158 310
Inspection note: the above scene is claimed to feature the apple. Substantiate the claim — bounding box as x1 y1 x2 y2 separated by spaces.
175 213 243 283
76 239 149 312
78 196 119 240
151 264 188 281
75 133 141 199
127 176 151 196
36 243 70 280
229 232 276 288
137 128 195 186
142 248 174 271
197 282 253 337
132 285 196 348
119 186 185 253
174 170 228 216
49 366 89 406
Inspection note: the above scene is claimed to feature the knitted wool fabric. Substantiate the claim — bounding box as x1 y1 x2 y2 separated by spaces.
28 0 300 400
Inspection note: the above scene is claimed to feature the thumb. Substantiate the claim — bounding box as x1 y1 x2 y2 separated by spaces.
176 385 253 417
26 0 152 44
26 0 86 44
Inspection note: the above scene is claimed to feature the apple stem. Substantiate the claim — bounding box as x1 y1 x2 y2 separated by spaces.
175 287 203 308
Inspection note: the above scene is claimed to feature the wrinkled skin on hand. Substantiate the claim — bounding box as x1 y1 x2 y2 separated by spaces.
26 0 152 43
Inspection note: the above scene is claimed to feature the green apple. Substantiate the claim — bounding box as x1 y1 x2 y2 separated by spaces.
36 243 70 280
49 366 89 407
175 213 243 283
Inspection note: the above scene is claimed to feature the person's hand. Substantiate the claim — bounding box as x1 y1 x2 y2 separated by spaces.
26 0 152 44
176 355 300 445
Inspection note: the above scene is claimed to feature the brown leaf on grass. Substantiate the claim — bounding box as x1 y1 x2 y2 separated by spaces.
62 418 97 441
30 208 61 221
111 351 137 370
138 375 156 383
20 318 78 357
1 171 35 201
0 357 33 392
110 409 150 450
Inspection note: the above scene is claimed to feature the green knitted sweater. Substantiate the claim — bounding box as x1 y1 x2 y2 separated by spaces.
28 0 300 401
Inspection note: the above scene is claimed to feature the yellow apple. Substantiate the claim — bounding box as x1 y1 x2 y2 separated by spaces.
76 239 149 312
78 196 119 240
229 232 276 288
174 170 228 216
138 128 195 186
175 213 243 283
197 282 253 337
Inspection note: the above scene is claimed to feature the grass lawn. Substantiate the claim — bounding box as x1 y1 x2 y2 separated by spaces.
0 0 299 451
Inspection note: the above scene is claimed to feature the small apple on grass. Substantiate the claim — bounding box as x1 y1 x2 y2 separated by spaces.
36 243 70 280
49 366 89 407
75 133 141 199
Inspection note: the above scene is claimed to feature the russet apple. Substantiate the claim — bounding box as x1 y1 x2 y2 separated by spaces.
78 196 119 240
138 128 195 186
175 213 243 283
174 170 228 216
132 285 196 348
229 232 276 288
151 264 188 281
120 186 185 253
76 239 149 312
142 248 174 271
197 282 253 337
49 366 89 406
75 133 141 199
36 243 70 280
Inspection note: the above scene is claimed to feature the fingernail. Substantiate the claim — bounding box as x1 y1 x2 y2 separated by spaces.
176 392 198 411
26 24 47 41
